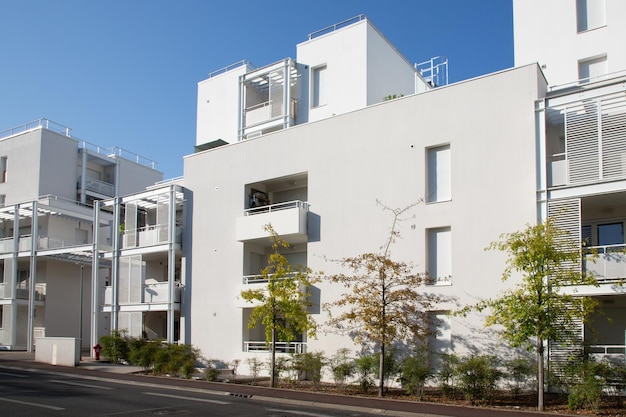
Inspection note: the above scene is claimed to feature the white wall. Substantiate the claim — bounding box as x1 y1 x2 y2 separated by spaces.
514 0 626 86
0 130 44 205
184 64 546 370
116 158 163 196
196 65 251 145
39 130 81 201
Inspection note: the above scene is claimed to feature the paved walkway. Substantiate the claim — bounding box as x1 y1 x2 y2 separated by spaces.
0 351 574 417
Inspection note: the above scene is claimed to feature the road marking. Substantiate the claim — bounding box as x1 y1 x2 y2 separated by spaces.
0 371 27 378
143 392 230 405
49 379 115 390
0 396 65 411
267 409 336 417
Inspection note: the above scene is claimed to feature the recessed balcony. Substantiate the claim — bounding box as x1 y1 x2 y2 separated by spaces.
236 200 308 244
584 245 626 284
103 281 181 307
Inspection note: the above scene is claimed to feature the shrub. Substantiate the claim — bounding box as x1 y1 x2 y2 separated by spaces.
505 357 535 397
100 330 129 364
290 352 325 388
128 338 162 371
437 353 459 397
354 355 377 393
457 355 502 405
399 351 431 400
564 355 608 411
329 348 354 392
247 357 263 385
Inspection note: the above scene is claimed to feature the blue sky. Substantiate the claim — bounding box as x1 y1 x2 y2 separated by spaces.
0 1 513 179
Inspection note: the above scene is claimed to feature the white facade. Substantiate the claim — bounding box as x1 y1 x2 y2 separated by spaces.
196 16 430 146
514 0 626 87
187 51 547 370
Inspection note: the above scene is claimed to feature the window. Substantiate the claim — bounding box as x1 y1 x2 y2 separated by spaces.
597 223 624 246
577 0 606 32
0 157 7 183
0 195 5 206
426 145 451 203
578 55 607 83
427 227 452 285
312 65 327 108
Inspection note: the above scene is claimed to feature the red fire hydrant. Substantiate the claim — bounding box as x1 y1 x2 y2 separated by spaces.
93 343 102 361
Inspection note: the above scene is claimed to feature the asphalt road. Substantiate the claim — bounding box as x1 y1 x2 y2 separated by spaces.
0 365 394 417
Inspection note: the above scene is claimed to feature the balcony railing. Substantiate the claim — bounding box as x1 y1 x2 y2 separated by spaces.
242 272 298 284
244 200 308 216
584 244 626 283
123 225 182 248
80 176 115 196
38 236 88 251
243 341 306 353
590 345 626 355
243 98 297 128
103 282 181 305
236 200 308 242
12 283 46 301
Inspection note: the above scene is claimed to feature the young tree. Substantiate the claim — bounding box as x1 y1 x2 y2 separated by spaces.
323 201 446 397
240 224 317 387
468 219 598 411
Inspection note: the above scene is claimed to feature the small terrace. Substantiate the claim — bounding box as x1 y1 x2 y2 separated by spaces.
239 59 299 140
236 200 308 243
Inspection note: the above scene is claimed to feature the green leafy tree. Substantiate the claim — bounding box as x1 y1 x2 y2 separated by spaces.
467 219 598 411
323 201 446 397
240 224 317 387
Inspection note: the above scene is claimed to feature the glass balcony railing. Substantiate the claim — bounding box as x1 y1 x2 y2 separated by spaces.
584 244 626 283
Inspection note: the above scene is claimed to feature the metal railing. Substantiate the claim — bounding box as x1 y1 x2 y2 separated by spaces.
590 345 626 355
308 15 366 40
80 176 115 196
243 200 309 216
416 56 449 87
243 341 306 353
38 236 87 251
207 60 257 78
242 272 298 284
0 118 71 140
78 141 157 169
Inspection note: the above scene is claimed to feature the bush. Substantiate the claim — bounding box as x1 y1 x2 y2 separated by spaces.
290 352 325 388
399 352 431 400
354 355 377 393
505 357 535 397
564 355 608 411
457 355 502 405
437 353 460 397
329 348 354 392
247 357 263 385
128 338 162 371
100 330 129 364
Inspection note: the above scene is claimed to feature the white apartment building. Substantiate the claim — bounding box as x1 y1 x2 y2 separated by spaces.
0 119 163 352
184 2 626 375
185 15 545 372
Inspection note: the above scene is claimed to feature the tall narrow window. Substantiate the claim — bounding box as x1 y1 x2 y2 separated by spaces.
426 145 451 202
578 55 607 83
0 157 7 183
427 227 452 285
312 65 327 108
577 0 606 32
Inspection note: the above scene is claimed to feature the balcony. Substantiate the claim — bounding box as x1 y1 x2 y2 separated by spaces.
2 283 46 300
243 341 306 353
236 200 308 243
103 281 181 306
584 245 626 284
80 176 115 197
123 225 182 249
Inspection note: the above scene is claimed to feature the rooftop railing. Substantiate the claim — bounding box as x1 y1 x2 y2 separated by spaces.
0 118 71 140
0 118 158 170
207 59 257 79
308 15 366 40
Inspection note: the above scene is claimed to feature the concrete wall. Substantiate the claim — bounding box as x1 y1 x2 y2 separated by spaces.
38 130 80 201
196 65 251 146
0 130 43 204
514 0 626 86
184 64 546 370
116 157 163 196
